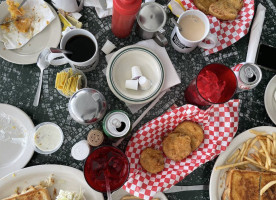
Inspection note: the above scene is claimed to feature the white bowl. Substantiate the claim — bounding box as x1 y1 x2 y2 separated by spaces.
106 46 165 104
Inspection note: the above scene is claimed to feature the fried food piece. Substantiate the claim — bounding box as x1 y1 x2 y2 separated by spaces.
194 0 243 20
174 121 204 151
209 1 238 20
140 148 165 174
193 0 218 15
162 132 192 161
228 0 244 11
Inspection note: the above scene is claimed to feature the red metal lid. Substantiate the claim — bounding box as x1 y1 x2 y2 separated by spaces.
113 0 142 16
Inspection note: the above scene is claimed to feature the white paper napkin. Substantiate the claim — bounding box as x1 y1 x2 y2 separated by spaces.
105 39 181 114
0 0 56 49
246 3 266 63
84 0 113 18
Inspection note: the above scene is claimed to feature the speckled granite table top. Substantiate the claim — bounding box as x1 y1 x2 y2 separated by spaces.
0 0 276 199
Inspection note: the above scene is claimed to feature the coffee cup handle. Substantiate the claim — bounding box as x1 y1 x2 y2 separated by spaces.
198 33 218 50
47 53 68 66
154 31 168 47
76 0 84 12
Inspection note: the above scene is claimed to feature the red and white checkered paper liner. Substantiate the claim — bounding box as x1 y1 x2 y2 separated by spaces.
180 0 254 55
123 99 240 200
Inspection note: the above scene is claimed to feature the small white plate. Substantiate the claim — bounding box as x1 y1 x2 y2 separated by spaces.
0 164 104 200
209 126 276 200
106 46 165 104
0 104 34 178
264 75 276 125
112 187 168 200
0 3 61 64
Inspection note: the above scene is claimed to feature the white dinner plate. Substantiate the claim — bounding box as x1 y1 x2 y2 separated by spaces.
0 3 61 64
0 103 34 178
112 187 168 200
264 75 276 125
209 126 276 200
0 164 104 200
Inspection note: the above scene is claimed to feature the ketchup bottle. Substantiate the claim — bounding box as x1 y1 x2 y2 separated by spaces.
112 0 142 38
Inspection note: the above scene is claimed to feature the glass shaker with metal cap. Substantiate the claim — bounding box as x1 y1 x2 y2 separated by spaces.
68 88 107 125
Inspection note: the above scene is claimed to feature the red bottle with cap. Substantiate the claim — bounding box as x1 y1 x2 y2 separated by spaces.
112 0 142 38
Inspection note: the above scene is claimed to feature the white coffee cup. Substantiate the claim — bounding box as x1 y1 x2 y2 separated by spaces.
170 10 217 53
48 29 99 72
51 0 84 13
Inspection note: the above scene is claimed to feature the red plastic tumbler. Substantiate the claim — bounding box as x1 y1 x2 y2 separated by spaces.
112 0 142 38
184 63 237 106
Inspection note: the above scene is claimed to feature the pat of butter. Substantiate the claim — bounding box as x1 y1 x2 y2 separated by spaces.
55 69 82 96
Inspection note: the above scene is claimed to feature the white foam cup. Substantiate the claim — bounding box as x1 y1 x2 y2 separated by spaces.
138 76 152 90
131 66 143 80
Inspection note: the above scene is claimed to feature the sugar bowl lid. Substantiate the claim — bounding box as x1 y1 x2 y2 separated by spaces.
68 88 107 125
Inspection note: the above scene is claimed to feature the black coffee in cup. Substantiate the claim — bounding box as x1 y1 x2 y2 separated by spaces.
65 35 96 62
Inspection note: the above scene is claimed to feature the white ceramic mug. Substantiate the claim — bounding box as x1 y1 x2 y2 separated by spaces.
170 10 217 53
51 0 84 13
48 29 99 72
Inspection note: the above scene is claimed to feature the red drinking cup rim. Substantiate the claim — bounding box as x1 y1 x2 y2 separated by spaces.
195 63 238 105
83 145 130 193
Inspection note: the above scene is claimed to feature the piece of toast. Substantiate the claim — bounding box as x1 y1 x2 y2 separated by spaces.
222 169 260 200
193 0 218 15
260 173 276 200
209 1 238 21
2 186 51 200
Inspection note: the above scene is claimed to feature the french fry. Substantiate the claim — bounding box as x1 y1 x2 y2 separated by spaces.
250 130 267 136
260 180 276 196
241 140 252 162
252 145 259 152
271 140 275 156
250 153 262 166
249 137 259 148
269 168 276 173
236 143 246 162
215 161 250 170
227 149 240 164
244 156 267 170
267 138 271 156
272 133 276 154
259 140 272 169
266 135 273 141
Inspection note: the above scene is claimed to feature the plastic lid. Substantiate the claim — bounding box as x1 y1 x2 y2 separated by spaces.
71 140 90 160
87 130 104 146
113 0 142 16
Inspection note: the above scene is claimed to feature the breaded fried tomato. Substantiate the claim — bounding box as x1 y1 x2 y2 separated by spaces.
140 147 165 174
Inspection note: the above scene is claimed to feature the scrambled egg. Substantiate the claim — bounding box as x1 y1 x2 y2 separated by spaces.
2 0 33 33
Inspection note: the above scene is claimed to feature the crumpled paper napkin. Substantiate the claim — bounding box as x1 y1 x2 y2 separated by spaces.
84 0 112 18
0 0 56 49
123 99 240 200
